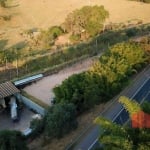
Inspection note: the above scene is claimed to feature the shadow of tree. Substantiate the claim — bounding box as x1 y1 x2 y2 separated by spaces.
9 41 27 49
0 39 8 50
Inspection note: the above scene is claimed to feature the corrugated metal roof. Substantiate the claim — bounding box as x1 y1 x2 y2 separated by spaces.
14 74 43 86
0 82 20 99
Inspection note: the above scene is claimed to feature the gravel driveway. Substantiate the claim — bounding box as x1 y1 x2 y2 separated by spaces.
24 58 95 105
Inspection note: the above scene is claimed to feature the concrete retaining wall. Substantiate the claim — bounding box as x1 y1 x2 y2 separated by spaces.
15 93 45 116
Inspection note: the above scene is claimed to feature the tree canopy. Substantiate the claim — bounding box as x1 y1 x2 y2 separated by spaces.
62 5 109 39
95 97 150 150
0 130 28 150
53 42 147 113
44 103 78 138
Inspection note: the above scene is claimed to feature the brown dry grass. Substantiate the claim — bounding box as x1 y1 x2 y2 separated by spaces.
0 0 150 47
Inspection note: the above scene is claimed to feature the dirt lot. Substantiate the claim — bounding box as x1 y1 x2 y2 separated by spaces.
24 58 95 105
0 106 34 132
0 0 150 47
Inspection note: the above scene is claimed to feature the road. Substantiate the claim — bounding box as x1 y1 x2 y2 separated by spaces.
66 65 150 150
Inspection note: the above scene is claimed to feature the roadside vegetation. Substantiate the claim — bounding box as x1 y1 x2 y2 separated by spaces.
28 41 149 149
30 103 78 140
95 96 150 150
0 3 150 83
53 42 148 113
62 5 109 41
0 24 150 83
0 130 28 150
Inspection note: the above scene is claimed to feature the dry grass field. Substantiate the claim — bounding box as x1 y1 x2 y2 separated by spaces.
0 0 150 47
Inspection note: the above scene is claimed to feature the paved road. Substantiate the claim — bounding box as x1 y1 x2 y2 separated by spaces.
67 65 150 150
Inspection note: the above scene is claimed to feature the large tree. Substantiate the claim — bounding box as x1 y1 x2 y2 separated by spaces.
0 130 28 150
53 42 147 113
44 103 78 138
63 5 109 38
95 97 150 150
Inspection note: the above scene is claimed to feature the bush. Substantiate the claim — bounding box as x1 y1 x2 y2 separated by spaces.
30 118 45 138
45 103 78 138
38 26 64 48
0 130 28 150
0 0 6 8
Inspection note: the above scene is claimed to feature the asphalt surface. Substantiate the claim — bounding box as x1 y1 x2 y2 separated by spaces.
69 65 150 150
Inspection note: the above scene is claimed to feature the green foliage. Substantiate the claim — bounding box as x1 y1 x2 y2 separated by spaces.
139 36 150 62
38 26 64 48
119 96 141 117
45 103 78 138
63 5 109 38
0 130 28 150
53 42 147 113
95 98 150 150
30 118 45 137
126 28 138 37
95 117 132 150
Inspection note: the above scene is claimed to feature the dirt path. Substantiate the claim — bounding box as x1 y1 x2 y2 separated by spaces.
24 58 95 105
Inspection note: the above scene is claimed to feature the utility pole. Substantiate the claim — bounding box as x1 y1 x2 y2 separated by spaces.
96 38 98 54
15 48 19 77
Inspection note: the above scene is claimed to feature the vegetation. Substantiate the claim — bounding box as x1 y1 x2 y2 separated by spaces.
37 26 64 48
0 24 150 83
63 5 109 40
130 0 150 3
53 42 147 113
44 103 78 138
0 0 7 7
30 117 45 138
29 103 78 140
95 97 150 150
138 36 150 62
0 130 28 150
119 96 141 117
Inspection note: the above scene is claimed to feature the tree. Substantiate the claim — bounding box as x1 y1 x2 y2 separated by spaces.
45 103 78 138
0 130 28 150
63 5 109 39
95 117 132 150
95 97 150 150
0 0 7 7
30 118 45 138
37 26 64 48
119 96 141 117
53 42 148 113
